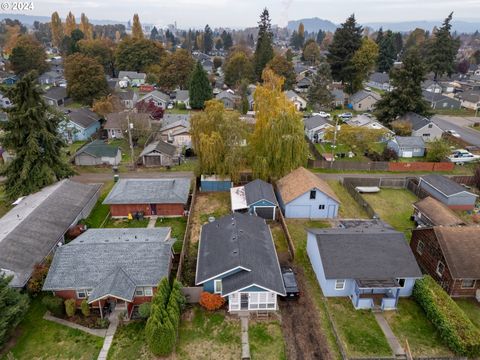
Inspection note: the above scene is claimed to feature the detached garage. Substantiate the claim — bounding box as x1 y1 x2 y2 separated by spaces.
230 179 277 220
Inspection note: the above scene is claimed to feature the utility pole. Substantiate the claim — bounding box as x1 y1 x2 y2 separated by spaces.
126 112 136 170
330 116 339 169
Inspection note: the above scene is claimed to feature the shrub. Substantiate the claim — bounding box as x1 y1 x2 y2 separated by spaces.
413 276 480 356
199 292 225 311
138 302 152 319
381 147 399 161
95 318 110 329
42 296 65 317
177 102 187 110
27 257 52 295
426 139 451 162
64 299 77 317
80 299 90 317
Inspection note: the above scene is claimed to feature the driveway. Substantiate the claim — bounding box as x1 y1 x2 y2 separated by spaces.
431 115 480 146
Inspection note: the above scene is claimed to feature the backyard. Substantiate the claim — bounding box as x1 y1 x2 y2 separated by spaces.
315 142 386 162
156 216 188 253
81 181 114 228
327 180 369 219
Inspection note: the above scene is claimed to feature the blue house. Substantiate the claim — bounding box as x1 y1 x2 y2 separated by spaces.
387 136 426 158
1 75 18 85
61 108 102 142
276 167 340 219
196 213 286 312
306 226 422 310
230 179 277 220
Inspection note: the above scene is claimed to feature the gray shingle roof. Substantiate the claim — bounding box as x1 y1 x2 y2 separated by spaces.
103 178 190 205
0 180 101 287
349 90 381 104
307 228 422 279
118 71 146 80
43 228 173 302
420 174 478 197
139 140 177 157
43 86 67 101
244 179 277 205
67 108 101 129
196 213 286 296
394 136 425 148
139 90 170 103
176 90 189 102
75 140 120 158
369 72 389 84
397 112 431 131
304 115 330 130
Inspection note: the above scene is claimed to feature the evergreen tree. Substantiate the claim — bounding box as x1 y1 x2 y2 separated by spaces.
61 28 84 56
189 61 212 109
375 49 430 124
290 23 305 50
377 30 396 72
221 30 233 50
203 24 213 54
316 30 326 45
254 8 274 81
308 62 334 110
327 14 363 94
425 13 460 80
375 27 384 45
64 11 76 36
131 14 144 40
0 73 73 200
150 26 159 40
50 11 63 47
392 32 403 56
0 274 29 347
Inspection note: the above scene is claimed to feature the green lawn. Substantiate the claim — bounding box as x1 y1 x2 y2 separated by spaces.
107 321 152 360
198 192 231 223
455 299 480 329
327 297 392 357
384 299 453 356
249 321 286 360
155 216 187 253
327 180 368 219
66 141 87 156
315 143 366 161
362 189 417 238
270 223 289 253
103 218 149 228
82 181 114 228
3 297 103 360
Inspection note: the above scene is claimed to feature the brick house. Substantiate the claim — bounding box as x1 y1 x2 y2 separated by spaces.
103 178 190 217
43 228 174 319
410 226 480 297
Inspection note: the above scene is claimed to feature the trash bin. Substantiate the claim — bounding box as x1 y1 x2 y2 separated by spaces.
113 174 119 182
112 166 119 174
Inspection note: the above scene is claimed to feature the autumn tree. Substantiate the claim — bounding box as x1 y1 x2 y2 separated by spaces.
65 53 108 104
115 38 165 72
0 73 73 199
60 28 84 56
50 11 63 47
189 61 212 109
308 62 334 110
78 38 116 76
92 95 123 116
290 22 305 50
352 37 379 92
324 125 388 153
250 69 308 180
303 39 321 65
156 49 195 91
390 120 412 136
64 11 76 36
79 13 93 40
267 54 296 90
131 14 144 40
224 50 254 87
426 139 451 162
2 23 21 55
254 8 274 80
10 35 48 76
405 28 427 51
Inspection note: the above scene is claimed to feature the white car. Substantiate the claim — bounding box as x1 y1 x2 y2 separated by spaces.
448 149 480 164
312 112 331 118
446 129 461 138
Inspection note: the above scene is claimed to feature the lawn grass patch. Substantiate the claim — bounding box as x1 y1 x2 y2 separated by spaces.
249 321 286 360
82 181 114 228
270 223 289 253
103 218 149 228
384 299 453 356
455 299 480 329
362 188 417 238
198 192 231 223
155 216 187 253
327 297 392 357
327 180 368 219
3 297 103 360
107 322 152 360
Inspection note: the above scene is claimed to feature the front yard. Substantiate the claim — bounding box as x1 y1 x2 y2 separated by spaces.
2 297 103 360
455 299 480 329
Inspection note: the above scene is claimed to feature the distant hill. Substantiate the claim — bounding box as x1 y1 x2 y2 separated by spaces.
364 20 480 33
0 13 126 26
287 18 337 33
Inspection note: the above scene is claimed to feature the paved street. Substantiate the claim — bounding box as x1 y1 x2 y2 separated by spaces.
431 115 480 146
71 170 194 184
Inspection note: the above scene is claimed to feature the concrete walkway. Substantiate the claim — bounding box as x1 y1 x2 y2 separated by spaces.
97 310 121 360
147 216 158 228
240 315 250 360
43 312 106 337
374 313 405 357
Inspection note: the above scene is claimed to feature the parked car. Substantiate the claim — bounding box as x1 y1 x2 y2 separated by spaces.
446 129 461 138
339 112 353 119
318 111 331 118
448 149 480 164
167 103 174 110
281 266 300 300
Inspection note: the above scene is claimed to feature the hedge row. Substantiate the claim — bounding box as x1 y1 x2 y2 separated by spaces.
413 276 480 357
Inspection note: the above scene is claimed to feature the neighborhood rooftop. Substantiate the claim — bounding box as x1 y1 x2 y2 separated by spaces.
420 174 478 197
413 196 465 226
139 140 178 157
75 140 120 158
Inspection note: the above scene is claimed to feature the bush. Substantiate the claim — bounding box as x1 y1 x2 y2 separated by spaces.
27 257 52 295
64 299 77 317
95 318 110 329
426 139 451 162
80 299 90 317
138 302 152 319
42 296 65 317
413 276 480 356
199 292 225 311
177 102 186 110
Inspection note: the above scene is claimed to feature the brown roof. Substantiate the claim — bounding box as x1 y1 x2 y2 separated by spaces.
276 167 340 204
433 226 480 278
413 197 465 227
104 112 151 130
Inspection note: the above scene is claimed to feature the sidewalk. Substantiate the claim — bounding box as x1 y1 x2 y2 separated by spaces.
97 310 121 360
240 314 250 360
147 216 158 228
43 312 106 337
374 313 405 357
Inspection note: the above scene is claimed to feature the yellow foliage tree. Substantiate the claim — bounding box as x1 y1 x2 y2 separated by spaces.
132 14 144 40
50 11 63 47
79 13 93 40
64 11 76 36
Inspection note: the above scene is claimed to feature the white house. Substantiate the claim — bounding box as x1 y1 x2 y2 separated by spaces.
285 90 307 111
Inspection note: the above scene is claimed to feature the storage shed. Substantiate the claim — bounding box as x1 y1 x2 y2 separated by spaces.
200 175 233 192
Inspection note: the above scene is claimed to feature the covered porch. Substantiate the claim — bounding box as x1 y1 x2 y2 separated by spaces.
227 291 278 312
351 279 401 310
88 295 134 320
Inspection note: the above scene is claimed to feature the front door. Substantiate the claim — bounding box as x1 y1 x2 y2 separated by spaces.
240 293 249 310
327 205 336 218
150 204 157 215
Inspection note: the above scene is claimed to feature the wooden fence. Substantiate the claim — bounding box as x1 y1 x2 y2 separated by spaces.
277 208 295 260
342 181 378 219
181 287 203 304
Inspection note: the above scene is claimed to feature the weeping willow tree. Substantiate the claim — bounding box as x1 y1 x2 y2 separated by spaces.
190 100 248 181
250 69 308 180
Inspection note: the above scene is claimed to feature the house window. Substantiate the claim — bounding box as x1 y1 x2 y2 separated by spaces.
335 279 345 290
135 287 144 296
76 289 92 299
428 124 433 128
436 261 445 277
319 205 325 210
416 241 425 255
310 190 316 199
461 279 476 289
214 280 222 294
422 133 430 137
144 287 153 296
397 278 406 288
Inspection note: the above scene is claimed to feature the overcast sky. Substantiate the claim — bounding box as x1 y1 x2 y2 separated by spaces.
33 0 480 28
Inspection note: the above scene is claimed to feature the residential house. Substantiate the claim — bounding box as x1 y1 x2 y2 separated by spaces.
175 90 190 109
331 89 346 107
418 174 478 211
422 80 443 93
395 112 444 141
195 213 286 312
116 89 138 109
215 90 240 110
104 112 151 140
387 136 426 158
139 140 180 167
61 108 102 142
348 90 381 111
42 228 174 319
346 114 392 134
230 179 277 220
138 90 170 109
412 196 465 227
276 167 340 219
285 90 307 111
73 140 122 166
0 180 100 288
117 71 147 87
0 93 11 108
458 91 480 110
295 76 313 93
43 86 68 107
39 71 63 86
1 74 18 85
422 91 461 110
367 72 391 91
202 59 214 73
307 226 422 310
160 118 191 148
304 115 333 142
411 226 480 297
103 178 190 217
